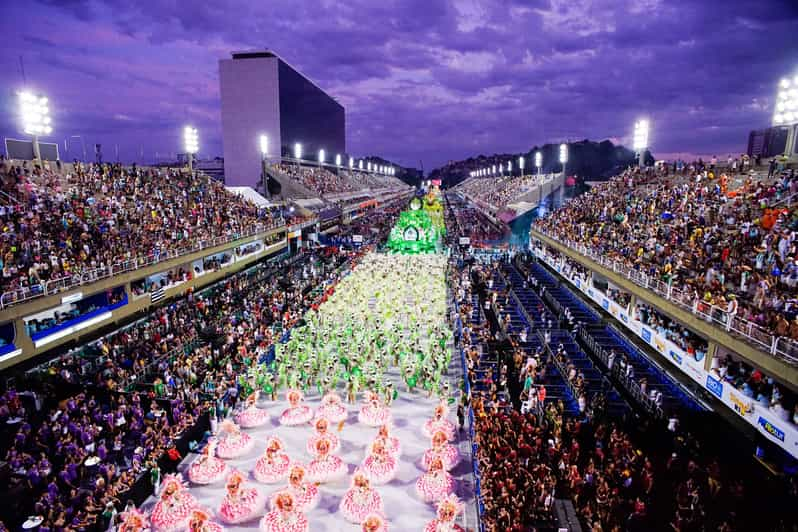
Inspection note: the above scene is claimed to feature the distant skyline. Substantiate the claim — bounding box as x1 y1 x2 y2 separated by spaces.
1 0 797 170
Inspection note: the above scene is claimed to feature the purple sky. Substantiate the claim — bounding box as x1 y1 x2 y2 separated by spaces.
1 0 797 171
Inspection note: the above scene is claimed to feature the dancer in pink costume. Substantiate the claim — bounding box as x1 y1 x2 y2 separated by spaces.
254 436 291 484
423 494 465 532
339 469 384 523
235 391 270 428
188 509 225 532
358 391 392 427
218 470 266 524
306 417 341 456
361 438 398 485
279 389 314 426
149 474 199 532
260 491 309 532
315 391 348 423
188 438 228 485
271 464 319 512
422 429 460 472
216 420 254 459
371 424 401 458
422 403 456 441
306 436 347 483
361 513 389 532
415 456 455 504
117 508 150 532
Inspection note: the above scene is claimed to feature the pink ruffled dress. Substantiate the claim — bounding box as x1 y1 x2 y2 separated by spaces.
422 444 460 471
271 483 320 512
339 485 384 524
150 490 199 532
216 430 254 459
316 396 348 423
306 430 341 456
422 417 456 441
219 486 266 524
254 451 291 484
259 509 308 532
235 404 270 428
358 401 392 427
361 451 398 485
306 452 347 483
415 470 455 503
188 451 228 485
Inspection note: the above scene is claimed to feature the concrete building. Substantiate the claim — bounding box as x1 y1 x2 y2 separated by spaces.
219 50 345 188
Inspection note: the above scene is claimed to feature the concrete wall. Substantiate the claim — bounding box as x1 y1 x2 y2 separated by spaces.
219 56 281 188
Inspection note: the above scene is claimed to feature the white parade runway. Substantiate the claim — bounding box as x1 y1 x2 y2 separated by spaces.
142 360 475 531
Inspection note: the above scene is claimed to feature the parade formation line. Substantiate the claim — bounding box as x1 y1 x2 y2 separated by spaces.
140 251 473 531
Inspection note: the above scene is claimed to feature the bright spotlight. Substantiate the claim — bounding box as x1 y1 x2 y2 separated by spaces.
19 92 53 136
774 74 798 126
335 153 342 166
359 160 364 170
183 126 199 154
633 119 650 150
559 143 568 164
318 149 325 164
294 143 303 160
519 156 525 171
535 151 542 168
259 134 268 156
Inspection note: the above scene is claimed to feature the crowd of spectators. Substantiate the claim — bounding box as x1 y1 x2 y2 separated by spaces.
454 173 552 210
275 164 407 198
445 193 506 245
0 161 281 300
0 197 399 530
452 249 798 532
534 165 798 347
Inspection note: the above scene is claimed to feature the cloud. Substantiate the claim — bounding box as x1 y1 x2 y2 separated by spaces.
0 0 795 170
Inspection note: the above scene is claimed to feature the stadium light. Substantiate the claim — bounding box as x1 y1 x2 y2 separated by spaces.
773 73 798 160
294 142 303 160
349 156 354 169
18 91 53 162
183 126 199 171
633 119 650 168
508 161 513 173
259 134 269 157
535 151 542 174
559 143 568 177
367 162 372 172
318 148 325 165
359 160 364 170
336 153 342 167
519 156 525 174
491 165 496 175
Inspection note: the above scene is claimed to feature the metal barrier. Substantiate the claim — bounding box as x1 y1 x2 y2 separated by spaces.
576 327 664 419
532 230 798 365
0 222 289 310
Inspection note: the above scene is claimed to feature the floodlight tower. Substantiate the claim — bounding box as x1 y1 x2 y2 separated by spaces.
184 126 198 171
18 92 53 163
294 143 303 162
318 148 325 166
535 151 542 176
633 119 650 168
335 154 342 167
773 74 798 161
519 156 525 176
259 134 269 191
559 143 568 177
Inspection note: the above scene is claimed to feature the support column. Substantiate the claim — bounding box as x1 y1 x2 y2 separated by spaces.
704 341 718 372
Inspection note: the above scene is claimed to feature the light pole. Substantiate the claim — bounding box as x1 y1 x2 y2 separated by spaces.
294 143 303 163
318 149 325 167
535 151 542 176
559 143 568 178
349 156 354 170
358 160 363 171
773 74 798 161
183 126 198 171
633 119 650 168
335 154 341 168
19 91 53 163
259 134 269 192
519 156 525 177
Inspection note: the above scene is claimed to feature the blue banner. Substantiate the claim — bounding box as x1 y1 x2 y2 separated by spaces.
641 328 651 343
705 375 723 398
